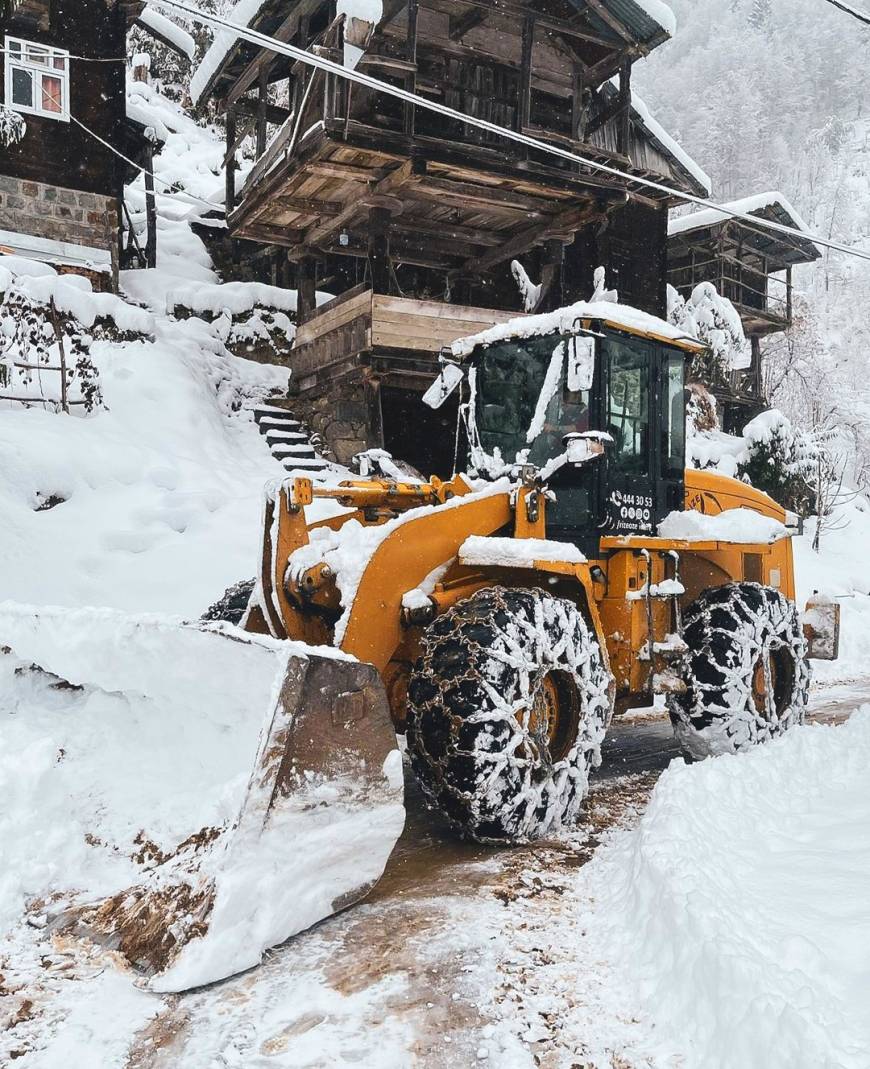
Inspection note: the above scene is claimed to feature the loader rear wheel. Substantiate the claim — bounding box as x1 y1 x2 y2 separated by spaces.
406 587 613 844
669 582 810 761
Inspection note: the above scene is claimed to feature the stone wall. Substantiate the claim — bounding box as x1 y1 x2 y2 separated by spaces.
294 382 374 467
0 175 116 253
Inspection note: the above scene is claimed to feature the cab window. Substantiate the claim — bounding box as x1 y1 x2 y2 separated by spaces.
606 340 650 476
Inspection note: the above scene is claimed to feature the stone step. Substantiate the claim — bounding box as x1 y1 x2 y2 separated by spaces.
253 406 302 426
257 416 305 434
283 457 329 472
265 429 309 444
272 445 317 460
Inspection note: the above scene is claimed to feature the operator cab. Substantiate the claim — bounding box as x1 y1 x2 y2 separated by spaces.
441 314 698 556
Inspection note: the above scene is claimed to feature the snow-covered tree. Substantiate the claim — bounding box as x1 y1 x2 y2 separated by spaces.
668 282 750 385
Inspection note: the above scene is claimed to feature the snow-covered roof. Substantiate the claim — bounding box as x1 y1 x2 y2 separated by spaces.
191 0 271 106
137 6 196 62
0 229 112 273
451 299 705 359
669 192 822 263
630 90 711 197
669 192 810 240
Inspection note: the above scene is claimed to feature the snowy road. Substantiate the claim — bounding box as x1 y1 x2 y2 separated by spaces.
117 681 868 1069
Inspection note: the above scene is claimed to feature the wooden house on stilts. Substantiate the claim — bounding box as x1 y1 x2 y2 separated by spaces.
192 0 711 473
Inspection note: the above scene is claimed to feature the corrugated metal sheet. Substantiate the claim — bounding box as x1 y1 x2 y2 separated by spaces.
568 0 673 47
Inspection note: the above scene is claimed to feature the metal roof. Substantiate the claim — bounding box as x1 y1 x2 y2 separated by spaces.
575 0 673 49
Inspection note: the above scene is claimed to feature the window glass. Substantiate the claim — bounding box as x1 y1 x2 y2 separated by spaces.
473 334 592 468
41 75 62 113
606 340 650 476
663 354 686 477
11 67 33 108
28 45 49 66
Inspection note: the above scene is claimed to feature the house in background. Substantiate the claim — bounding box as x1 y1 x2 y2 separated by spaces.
193 0 710 472
0 0 156 288
667 193 821 433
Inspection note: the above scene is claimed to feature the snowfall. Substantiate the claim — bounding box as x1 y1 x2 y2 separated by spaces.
2 65 870 1069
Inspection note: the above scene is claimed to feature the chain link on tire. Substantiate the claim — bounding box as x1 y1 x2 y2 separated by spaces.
406 587 614 844
201 579 256 626
669 582 810 760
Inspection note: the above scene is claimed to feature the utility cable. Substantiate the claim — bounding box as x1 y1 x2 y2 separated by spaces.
820 0 870 26
151 0 870 265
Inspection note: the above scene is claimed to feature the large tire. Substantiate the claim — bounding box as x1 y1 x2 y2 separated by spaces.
406 587 613 844
669 582 810 761
201 579 256 626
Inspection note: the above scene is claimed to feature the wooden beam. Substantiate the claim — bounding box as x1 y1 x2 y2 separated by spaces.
458 201 603 277
449 7 485 40
305 159 419 248
617 59 631 157
225 0 322 106
423 0 627 49
308 160 385 182
225 106 237 215
297 256 318 325
271 195 344 216
404 0 419 137
585 0 634 43
256 66 270 158
234 98 292 127
408 174 551 215
518 16 534 134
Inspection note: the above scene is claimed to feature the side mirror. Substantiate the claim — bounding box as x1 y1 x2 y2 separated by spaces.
567 335 595 393
564 431 612 466
422 361 464 410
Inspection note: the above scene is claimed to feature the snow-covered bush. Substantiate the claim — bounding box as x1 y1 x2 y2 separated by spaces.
737 409 816 514
0 285 103 414
668 282 751 385
0 105 25 147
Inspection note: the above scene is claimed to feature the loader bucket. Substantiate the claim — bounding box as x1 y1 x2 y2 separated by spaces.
0 603 405 993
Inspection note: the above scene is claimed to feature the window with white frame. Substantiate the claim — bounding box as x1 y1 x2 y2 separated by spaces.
4 37 70 121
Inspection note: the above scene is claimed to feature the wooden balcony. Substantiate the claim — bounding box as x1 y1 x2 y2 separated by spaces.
291 286 520 396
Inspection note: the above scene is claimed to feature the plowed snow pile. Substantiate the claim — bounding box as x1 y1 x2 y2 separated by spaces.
591 712 870 1069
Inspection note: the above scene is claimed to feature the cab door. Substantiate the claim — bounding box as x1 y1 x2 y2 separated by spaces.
601 334 656 536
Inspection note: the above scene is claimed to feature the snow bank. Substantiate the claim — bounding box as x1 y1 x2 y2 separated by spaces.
0 258 154 334
593 712 870 1069
0 607 282 930
658 507 788 543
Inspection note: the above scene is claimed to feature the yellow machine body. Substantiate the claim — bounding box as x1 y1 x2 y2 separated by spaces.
246 464 798 724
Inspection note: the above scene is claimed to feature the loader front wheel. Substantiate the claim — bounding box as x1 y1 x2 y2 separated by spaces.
406 587 613 844
669 582 810 761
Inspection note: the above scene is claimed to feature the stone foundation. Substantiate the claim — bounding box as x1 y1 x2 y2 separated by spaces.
294 382 374 467
0 175 117 256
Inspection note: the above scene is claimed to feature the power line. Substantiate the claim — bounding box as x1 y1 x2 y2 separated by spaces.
153 0 870 266
820 0 870 26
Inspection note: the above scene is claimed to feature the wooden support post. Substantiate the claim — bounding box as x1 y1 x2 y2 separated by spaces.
518 16 534 134
368 206 392 295
297 256 317 326
363 373 385 450
572 62 586 142
617 59 631 157
257 66 269 158
786 265 793 322
144 139 157 270
404 0 419 136
225 106 237 216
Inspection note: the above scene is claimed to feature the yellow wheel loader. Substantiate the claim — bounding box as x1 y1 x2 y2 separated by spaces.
1 301 839 992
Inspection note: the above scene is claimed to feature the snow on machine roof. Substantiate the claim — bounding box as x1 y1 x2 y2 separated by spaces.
450 299 707 360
